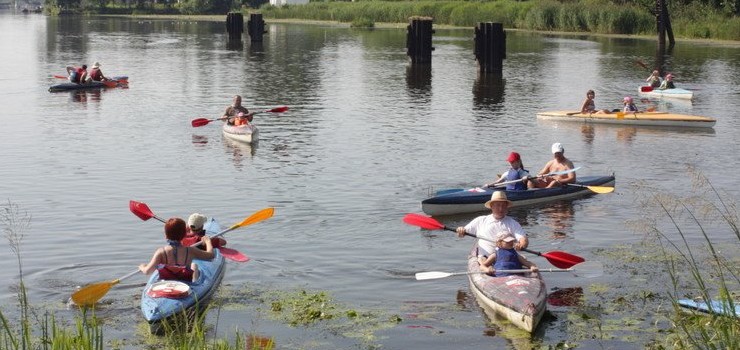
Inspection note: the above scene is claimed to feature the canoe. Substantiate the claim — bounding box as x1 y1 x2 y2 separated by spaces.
48 76 129 92
677 299 740 318
536 110 715 128
222 123 259 144
467 245 547 333
422 175 615 216
638 86 693 100
140 218 227 333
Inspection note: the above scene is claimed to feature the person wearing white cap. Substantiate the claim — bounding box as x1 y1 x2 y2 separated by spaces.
181 213 227 249
455 191 529 267
477 231 538 276
88 61 109 82
529 143 576 189
222 95 252 126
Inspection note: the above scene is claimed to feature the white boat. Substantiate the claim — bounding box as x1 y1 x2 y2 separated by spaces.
638 86 693 100
222 123 258 144
536 110 715 128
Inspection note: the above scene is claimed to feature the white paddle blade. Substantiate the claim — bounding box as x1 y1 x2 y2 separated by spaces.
415 271 454 280
571 260 604 278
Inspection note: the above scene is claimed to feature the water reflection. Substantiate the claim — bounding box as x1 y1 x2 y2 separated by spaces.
538 201 575 239
222 135 256 169
472 72 505 110
70 89 102 104
538 119 716 143
226 38 243 51
405 64 431 95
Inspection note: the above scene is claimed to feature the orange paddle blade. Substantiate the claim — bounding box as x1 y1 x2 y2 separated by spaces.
229 207 275 230
71 279 121 306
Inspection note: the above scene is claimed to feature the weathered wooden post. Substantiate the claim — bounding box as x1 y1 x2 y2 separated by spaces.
655 0 674 49
226 12 244 40
474 22 506 73
406 16 434 64
406 64 432 92
247 13 266 42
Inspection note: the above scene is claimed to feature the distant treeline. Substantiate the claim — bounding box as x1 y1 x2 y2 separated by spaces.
44 0 739 41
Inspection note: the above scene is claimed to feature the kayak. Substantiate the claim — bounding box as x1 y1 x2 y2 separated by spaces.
677 299 740 318
467 245 547 333
422 175 615 216
638 86 693 100
536 110 715 128
48 76 129 92
222 123 259 144
140 218 227 333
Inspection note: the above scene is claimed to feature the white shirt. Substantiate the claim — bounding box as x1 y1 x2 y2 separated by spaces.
464 214 526 255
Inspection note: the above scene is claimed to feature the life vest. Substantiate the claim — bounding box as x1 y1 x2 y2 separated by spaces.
504 168 528 191
74 67 86 84
181 233 226 249
90 68 103 81
234 117 249 126
493 248 523 277
156 242 194 282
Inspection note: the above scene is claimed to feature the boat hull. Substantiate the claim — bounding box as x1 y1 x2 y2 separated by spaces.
140 218 227 329
222 123 259 144
48 76 128 92
422 175 615 216
467 246 546 333
638 87 693 100
536 110 715 128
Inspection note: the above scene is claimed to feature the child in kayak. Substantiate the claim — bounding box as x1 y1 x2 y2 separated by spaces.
580 90 610 114
139 217 214 282
182 213 227 249
479 231 538 277
646 70 662 88
659 74 676 89
623 96 639 112
484 151 530 190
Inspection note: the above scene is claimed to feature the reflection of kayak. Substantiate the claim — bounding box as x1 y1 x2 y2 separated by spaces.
638 86 693 100
422 175 615 216
140 218 227 333
677 299 740 318
48 76 128 92
222 123 259 144
467 245 546 333
536 110 715 128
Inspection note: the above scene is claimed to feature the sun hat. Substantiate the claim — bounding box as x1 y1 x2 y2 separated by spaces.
187 213 208 231
92 62 101 69
551 142 564 154
484 191 512 209
623 96 633 103
506 152 521 163
496 231 516 242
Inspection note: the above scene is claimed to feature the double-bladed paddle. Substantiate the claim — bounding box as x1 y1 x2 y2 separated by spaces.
70 207 275 307
53 74 127 87
128 200 251 263
414 260 603 280
191 106 289 127
402 213 585 269
564 183 614 194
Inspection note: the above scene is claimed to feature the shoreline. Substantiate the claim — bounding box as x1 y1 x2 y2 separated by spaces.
102 14 740 46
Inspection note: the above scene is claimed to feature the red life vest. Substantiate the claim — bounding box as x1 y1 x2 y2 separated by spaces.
181 233 226 248
74 67 86 83
90 68 103 81
157 264 194 282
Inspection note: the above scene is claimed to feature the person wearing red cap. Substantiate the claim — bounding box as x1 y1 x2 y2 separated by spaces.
484 151 530 190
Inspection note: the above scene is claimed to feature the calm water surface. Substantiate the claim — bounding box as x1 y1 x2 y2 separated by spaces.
1 13 739 348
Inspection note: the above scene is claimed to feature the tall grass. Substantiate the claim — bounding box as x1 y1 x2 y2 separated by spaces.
635 169 739 349
258 0 738 40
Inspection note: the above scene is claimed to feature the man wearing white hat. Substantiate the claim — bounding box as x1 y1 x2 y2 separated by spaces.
455 191 528 263
529 142 576 189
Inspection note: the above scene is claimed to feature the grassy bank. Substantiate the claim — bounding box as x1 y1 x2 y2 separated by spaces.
256 0 739 41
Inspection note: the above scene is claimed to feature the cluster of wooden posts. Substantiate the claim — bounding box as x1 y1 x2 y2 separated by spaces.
226 12 266 42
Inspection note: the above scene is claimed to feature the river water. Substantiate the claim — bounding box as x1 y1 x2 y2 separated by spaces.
1 13 739 349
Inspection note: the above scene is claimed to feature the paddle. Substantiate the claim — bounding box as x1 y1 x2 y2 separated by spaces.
415 260 604 280
129 200 257 262
191 106 289 127
564 183 614 194
402 213 585 268
635 59 650 70
434 167 582 196
71 208 275 306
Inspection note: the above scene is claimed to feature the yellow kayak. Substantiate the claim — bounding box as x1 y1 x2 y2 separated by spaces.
536 110 716 128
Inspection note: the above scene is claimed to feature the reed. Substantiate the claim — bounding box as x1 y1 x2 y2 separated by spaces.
635 169 739 349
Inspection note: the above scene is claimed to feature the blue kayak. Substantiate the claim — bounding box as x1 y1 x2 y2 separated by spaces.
140 218 227 332
422 175 615 216
48 76 128 92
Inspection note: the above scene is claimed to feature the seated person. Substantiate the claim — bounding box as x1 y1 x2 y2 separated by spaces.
580 90 610 114
659 74 676 89
182 213 226 249
139 217 214 282
528 143 576 188
646 70 662 88
477 231 538 276
623 96 639 112
484 152 530 190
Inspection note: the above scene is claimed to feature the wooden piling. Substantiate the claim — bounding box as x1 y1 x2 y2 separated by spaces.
225 12 243 40
656 0 674 48
247 13 266 42
406 17 434 64
474 22 506 73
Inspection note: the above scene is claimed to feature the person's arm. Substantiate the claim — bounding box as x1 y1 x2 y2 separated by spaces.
139 248 163 275
66 66 74 74
579 99 590 113
479 253 496 273
518 255 538 272
190 236 214 260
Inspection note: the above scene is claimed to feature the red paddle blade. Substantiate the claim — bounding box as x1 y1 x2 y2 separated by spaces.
267 106 288 113
129 200 155 221
53 75 68 79
541 251 585 269
640 86 653 92
402 213 445 230
102 81 117 88
220 247 249 262
191 118 211 127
